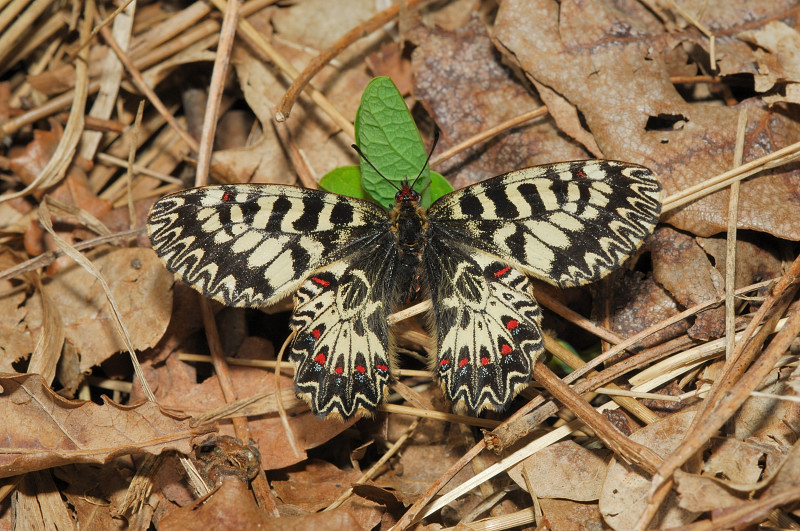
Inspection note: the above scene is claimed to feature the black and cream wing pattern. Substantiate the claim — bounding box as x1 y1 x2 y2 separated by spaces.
147 159 661 418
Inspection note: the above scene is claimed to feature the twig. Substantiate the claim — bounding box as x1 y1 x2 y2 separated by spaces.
193 0 239 186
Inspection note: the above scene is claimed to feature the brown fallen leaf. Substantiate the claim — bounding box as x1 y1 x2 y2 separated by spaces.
24 247 173 372
493 0 800 240
674 469 749 512
136 354 355 470
651 226 725 340
408 14 587 190
540 498 606 530
602 270 690 351
0 373 200 478
159 479 273 530
599 410 700 529
507 440 611 502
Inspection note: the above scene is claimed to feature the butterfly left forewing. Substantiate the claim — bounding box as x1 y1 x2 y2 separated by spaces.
424 239 543 414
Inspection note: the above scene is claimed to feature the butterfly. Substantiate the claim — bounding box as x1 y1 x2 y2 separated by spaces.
147 159 661 419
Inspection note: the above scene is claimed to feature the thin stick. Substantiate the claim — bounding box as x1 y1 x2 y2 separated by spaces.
193 0 239 186
274 332 302 458
725 109 747 358
430 106 548 168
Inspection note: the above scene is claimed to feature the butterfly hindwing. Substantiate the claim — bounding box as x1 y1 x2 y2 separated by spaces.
289 250 396 418
428 160 661 287
147 184 388 307
424 240 544 414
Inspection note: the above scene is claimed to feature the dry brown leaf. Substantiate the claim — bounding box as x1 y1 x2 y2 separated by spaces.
539 498 605 530
25 247 173 372
674 470 749 512
602 271 690 351
739 21 800 98
408 15 587 189
493 0 800 240
600 410 700 529
136 354 354 470
55 462 132 531
0 276 38 371
0 373 197 478
651 226 725 340
159 479 272 530
507 440 610 501
272 459 363 512
696 235 784 292
703 438 765 486
8 127 63 186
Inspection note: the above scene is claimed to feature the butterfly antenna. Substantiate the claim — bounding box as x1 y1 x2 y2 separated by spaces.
410 128 439 191
351 144 401 192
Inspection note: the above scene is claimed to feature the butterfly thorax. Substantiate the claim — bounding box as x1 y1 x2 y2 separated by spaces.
389 185 429 299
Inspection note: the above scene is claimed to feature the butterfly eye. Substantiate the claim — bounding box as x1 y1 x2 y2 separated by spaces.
395 187 419 202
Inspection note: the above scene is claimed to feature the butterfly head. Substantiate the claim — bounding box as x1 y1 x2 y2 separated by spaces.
395 184 420 204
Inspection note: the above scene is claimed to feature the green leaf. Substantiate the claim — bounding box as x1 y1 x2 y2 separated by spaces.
319 166 368 200
429 171 454 203
355 77 431 209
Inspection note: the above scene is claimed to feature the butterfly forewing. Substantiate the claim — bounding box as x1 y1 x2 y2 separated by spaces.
147 184 388 308
427 160 661 287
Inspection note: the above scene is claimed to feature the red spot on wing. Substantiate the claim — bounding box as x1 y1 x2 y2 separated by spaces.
377 364 389 373
576 169 587 179
506 319 519 330
494 266 511 278
480 356 490 366
311 328 321 340
459 358 469 368
314 353 326 364
221 192 233 202
439 359 449 367
356 365 366 374
335 366 343 375
311 277 330 287
501 344 513 355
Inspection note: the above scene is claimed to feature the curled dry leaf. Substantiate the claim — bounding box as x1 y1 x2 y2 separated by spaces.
507 440 611 501
409 15 588 189
25 247 173 372
599 410 700 530
0 373 198 478
738 21 800 104
493 0 800 240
